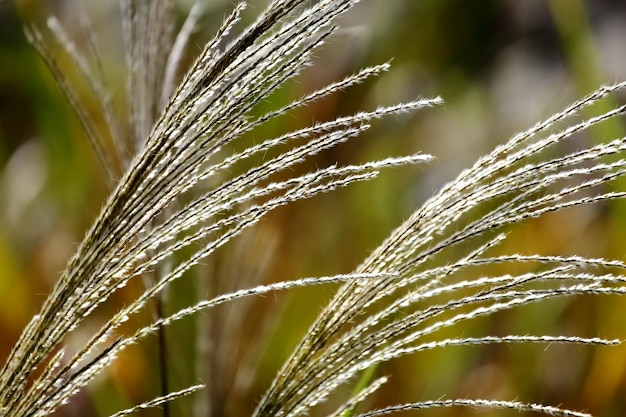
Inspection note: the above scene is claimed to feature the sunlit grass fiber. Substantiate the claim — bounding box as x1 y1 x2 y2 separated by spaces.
2 1 626 416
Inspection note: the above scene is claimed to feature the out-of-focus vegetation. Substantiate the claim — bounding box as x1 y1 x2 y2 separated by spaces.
1 0 626 416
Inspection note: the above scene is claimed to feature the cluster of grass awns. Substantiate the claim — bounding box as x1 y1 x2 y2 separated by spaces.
1 1 626 417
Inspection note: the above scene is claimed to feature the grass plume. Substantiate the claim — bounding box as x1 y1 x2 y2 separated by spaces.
2 1 626 416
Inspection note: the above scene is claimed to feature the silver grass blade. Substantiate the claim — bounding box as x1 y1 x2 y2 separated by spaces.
252 62 393 127
125 155 433 278
46 16 128 172
23 26 118 185
7 1 626 417
1 72 434 417
22 349 66 412
275 273 626 417
355 400 593 417
398 335 621 353
66 104 434 315
66 153 432 338
159 2 248 125
160 2 205 108
78 14 129 170
108 385 205 417
4 0 441 414
28 273 397 416
470 253 626 269
99 16 404 252
269 284 626 416
125 1 174 151
19 339 124 417
254 82 626 417
326 376 389 417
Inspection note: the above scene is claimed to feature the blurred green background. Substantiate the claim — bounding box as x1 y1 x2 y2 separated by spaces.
2 0 626 416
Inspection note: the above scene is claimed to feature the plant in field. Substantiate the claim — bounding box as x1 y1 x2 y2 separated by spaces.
2 1 626 416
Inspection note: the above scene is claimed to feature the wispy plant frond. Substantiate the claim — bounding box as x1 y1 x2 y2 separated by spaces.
1 1 436 416
356 400 594 417
108 385 205 417
4 1 626 417
254 82 626 417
